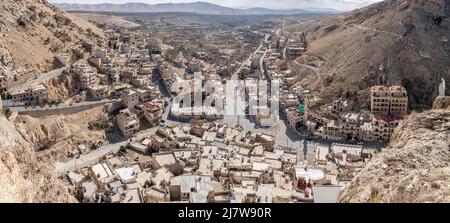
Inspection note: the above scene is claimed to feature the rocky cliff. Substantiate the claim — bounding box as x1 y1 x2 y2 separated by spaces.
0 114 75 202
12 107 107 162
340 108 450 202
433 96 450 110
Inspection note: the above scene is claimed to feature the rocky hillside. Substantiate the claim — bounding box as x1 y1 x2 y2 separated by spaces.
0 0 105 70
291 0 449 109
12 107 107 158
0 114 75 202
339 106 450 202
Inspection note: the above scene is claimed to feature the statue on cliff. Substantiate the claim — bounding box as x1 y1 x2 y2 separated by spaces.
439 78 446 97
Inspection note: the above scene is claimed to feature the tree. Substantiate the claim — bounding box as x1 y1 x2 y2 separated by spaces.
73 49 84 60
3 108 12 119
345 86 351 99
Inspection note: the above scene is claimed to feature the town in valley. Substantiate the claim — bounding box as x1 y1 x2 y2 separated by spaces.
0 0 449 204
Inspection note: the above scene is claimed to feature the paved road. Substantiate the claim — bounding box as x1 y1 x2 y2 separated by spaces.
231 44 265 80
8 99 113 113
56 127 158 175
223 33 305 151
8 68 66 93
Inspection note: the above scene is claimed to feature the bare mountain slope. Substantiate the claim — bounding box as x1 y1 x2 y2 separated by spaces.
0 114 75 202
339 107 450 203
0 0 105 70
292 0 449 109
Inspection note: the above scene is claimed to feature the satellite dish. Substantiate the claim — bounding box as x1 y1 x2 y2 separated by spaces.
439 79 446 97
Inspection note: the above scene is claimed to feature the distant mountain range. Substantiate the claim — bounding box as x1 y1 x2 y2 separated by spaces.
54 1 340 15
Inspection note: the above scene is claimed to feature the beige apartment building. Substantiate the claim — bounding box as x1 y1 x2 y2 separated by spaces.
116 108 140 136
371 115 402 141
80 72 98 90
11 84 48 103
143 100 163 126
122 89 139 110
370 85 408 117
388 86 408 116
88 85 110 100
285 107 303 130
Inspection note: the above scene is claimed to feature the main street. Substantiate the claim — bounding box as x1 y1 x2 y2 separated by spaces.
223 33 306 152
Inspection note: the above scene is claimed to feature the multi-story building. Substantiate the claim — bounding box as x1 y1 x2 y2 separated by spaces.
370 85 408 117
371 115 403 141
388 86 408 116
331 98 351 115
143 100 164 126
317 120 345 141
285 107 303 130
121 67 137 82
80 72 97 90
122 89 139 110
286 39 305 59
116 108 140 136
11 84 48 103
72 62 95 76
131 75 150 88
88 85 110 100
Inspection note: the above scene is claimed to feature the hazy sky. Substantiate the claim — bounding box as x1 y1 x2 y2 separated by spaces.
49 0 383 11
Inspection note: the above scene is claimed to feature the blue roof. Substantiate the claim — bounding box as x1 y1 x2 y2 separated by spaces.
299 104 305 113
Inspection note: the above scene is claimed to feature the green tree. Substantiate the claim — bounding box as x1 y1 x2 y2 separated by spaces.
3 108 12 119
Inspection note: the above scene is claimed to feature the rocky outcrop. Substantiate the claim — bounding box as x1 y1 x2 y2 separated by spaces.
0 114 75 202
13 107 107 153
46 73 80 101
433 96 450 110
339 109 450 202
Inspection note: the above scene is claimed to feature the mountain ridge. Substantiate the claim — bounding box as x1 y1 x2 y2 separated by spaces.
53 1 339 15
